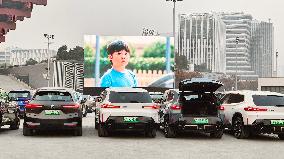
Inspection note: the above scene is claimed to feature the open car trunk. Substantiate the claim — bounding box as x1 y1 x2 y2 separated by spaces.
180 93 218 117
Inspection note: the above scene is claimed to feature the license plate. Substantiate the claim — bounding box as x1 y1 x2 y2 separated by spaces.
123 117 139 123
44 110 60 115
271 120 284 125
193 118 209 124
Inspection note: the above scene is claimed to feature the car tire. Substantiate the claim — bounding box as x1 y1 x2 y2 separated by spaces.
146 128 156 138
23 126 33 136
95 117 98 130
278 134 284 140
10 118 20 130
210 130 223 139
233 116 250 139
98 123 109 137
164 121 176 138
74 126 82 136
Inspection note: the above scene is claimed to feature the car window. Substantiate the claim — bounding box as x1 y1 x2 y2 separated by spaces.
33 91 72 102
223 94 244 104
109 92 152 103
8 91 31 100
253 95 284 106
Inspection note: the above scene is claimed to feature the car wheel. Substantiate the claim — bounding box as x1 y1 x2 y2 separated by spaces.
98 123 109 137
146 128 156 138
278 134 284 140
10 118 20 130
233 116 250 139
74 126 82 136
95 117 98 130
23 126 33 136
210 130 223 139
164 121 176 138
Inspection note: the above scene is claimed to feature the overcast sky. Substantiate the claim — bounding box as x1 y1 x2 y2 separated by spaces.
0 0 283 76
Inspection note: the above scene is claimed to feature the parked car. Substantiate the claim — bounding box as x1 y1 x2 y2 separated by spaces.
149 92 164 104
95 88 159 137
8 90 32 118
0 94 20 130
148 72 174 88
81 95 96 117
23 87 83 136
160 78 224 138
220 90 284 139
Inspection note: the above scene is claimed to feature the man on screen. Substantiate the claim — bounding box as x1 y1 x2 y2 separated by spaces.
100 40 138 87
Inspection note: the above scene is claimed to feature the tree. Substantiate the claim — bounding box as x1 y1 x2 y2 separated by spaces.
143 41 174 58
25 58 38 65
56 45 84 61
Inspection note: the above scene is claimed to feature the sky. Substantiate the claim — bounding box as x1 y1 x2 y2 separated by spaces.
0 0 283 76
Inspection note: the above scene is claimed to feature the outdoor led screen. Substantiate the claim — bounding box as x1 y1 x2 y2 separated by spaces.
84 35 174 88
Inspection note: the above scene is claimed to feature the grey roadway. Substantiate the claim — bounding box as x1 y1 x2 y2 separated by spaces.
0 113 283 159
0 75 31 91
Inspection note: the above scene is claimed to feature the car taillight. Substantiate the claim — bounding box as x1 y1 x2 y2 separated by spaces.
101 104 120 108
25 103 43 109
63 104 80 109
170 104 181 110
218 106 225 110
244 106 267 111
143 105 160 109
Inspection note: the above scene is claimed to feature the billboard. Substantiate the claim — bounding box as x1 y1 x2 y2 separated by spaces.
84 35 174 89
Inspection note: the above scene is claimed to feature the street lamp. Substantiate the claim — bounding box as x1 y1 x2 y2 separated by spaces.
166 0 183 88
235 36 239 91
276 51 279 77
43 34 54 87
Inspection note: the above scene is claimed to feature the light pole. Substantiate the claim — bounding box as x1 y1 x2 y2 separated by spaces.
166 0 183 88
44 34 54 87
276 51 279 77
235 36 239 91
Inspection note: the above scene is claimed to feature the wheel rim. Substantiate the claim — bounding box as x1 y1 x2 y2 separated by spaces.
233 118 242 137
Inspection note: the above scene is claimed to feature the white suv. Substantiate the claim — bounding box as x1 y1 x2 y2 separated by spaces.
221 90 284 139
95 88 159 137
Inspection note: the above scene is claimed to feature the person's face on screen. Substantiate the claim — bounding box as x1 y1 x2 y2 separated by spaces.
109 49 130 70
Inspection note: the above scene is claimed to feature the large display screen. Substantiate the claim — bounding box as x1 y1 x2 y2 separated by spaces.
84 35 174 89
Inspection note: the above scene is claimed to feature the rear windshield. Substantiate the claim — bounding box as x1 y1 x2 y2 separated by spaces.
253 95 284 106
33 91 72 102
8 91 31 100
109 92 152 103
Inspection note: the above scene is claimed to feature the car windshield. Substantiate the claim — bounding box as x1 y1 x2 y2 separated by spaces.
33 91 72 102
8 91 30 100
253 95 284 106
109 92 152 103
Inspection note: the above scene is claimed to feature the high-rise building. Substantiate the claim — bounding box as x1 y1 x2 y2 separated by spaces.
251 20 274 77
178 13 226 73
220 12 258 80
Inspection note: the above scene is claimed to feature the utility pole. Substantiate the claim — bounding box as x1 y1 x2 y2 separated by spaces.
44 34 54 87
235 36 239 91
276 51 279 77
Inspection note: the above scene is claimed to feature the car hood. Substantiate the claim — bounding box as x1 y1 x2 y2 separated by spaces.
179 78 223 92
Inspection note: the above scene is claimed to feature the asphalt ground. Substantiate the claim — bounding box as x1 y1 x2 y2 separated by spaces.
1 113 283 159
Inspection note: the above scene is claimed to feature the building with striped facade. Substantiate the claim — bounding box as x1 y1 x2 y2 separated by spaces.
251 20 274 77
220 12 258 80
178 13 226 73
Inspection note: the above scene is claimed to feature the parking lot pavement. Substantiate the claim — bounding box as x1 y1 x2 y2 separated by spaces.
0 113 283 159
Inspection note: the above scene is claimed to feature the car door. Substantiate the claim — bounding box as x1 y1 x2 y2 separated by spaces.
222 93 245 125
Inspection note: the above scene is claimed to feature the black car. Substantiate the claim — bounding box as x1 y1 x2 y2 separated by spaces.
0 96 20 130
160 78 224 138
23 87 83 136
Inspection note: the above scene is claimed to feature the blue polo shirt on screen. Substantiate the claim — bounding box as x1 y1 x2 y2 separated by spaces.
100 68 138 87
